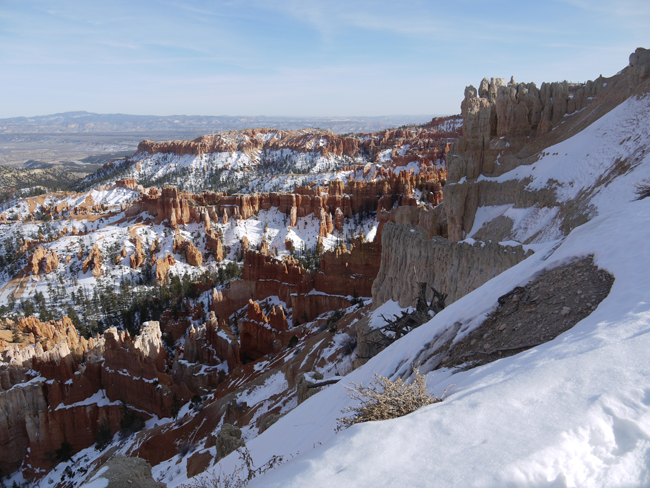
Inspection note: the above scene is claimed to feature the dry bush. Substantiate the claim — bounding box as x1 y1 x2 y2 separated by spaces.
180 447 285 488
634 179 650 201
337 368 444 430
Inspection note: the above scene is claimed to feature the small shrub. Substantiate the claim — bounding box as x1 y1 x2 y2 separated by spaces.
54 441 74 462
287 335 299 348
95 419 112 451
634 179 650 201
327 310 345 326
341 334 357 356
120 404 145 437
179 447 285 488
179 442 196 458
337 368 444 430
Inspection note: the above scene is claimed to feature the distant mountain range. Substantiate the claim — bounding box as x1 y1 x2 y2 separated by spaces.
0 111 438 135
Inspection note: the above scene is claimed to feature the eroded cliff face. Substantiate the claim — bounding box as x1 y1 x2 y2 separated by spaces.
445 47 650 242
372 223 531 308
136 117 461 166
125 169 445 232
0 319 181 478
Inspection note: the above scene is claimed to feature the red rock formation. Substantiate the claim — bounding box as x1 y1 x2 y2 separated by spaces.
101 322 175 418
29 247 59 275
211 238 381 327
184 313 240 370
206 229 224 262
314 240 381 298
129 237 146 269
115 178 138 190
155 254 175 282
334 207 344 231
137 119 461 169
82 245 103 278
239 300 292 360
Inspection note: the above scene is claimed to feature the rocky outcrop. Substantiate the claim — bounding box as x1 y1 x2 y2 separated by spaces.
184 313 240 370
205 229 224 261
296 372 324 404
29 247 59 275
315 240 381 298
209 423 245 462
445 48 650 242
372 223 532 308
129 237 146 269
99 322 175 419
125 172 445 234
83 456 165 488
239 300 292 360
114 178 139 190
628 47 650 89
173 232 203 267
0 316 117 478
82 244 103 278
155 254 175 283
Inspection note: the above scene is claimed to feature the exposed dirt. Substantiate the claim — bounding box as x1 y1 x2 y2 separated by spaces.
438 256 614 371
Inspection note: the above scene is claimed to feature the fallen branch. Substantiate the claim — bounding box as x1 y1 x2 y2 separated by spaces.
308 379 341 389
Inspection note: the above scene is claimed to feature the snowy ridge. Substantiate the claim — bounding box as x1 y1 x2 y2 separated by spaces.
469 94 650 244
166 95 650 487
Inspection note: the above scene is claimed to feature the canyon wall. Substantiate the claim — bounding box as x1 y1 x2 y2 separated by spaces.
212 241 381 325
0 319 186 478
445 47 650 242
125 170 445 230
371 223 531 309
136 116 461 166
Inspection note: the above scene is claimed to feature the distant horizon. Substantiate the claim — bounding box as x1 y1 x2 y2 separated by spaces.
2 1 649 119
0 111 447 120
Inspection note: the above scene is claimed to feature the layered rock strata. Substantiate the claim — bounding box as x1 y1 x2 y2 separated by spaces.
136 116 461 166
212 242 381 326
445 47 650 241
0 320 181 478
125 171 444 232
372 223 531 308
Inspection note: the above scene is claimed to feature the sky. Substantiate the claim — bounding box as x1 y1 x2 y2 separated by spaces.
0 0 649 118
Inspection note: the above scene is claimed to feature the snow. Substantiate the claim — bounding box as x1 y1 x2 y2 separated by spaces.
79 467 109 488
170 93 650 488
368 300 415 330
235 188 650 488
55 390 118 410
468 204 561 244
469 94 650 244
236 372 288 408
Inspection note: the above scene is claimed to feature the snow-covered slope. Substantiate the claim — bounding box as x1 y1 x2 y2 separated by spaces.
175 94 650 487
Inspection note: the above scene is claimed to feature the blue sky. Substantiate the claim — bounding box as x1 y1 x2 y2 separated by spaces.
1 0 648 118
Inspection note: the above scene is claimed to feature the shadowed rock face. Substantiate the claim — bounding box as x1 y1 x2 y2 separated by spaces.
0 320 182 478
372 223 531 309
409 256 614 373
